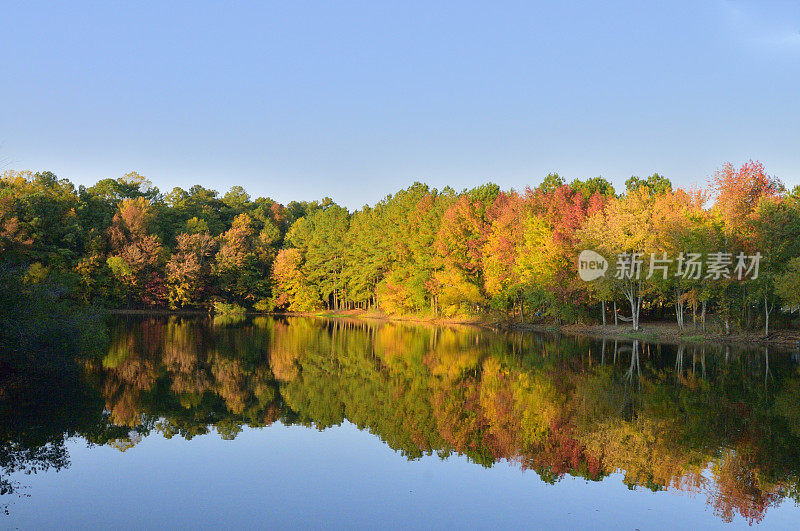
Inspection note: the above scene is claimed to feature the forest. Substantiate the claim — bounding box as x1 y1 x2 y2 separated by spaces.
2 160 800 336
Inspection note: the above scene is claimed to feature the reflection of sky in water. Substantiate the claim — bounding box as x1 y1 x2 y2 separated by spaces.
6 422 799 529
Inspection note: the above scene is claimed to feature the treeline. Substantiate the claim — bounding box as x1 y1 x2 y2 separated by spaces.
2 162 800 333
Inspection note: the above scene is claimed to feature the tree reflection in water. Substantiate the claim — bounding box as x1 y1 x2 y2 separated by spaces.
3 315 800 524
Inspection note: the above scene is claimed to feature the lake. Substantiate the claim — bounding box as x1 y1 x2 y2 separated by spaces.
2 315 800 529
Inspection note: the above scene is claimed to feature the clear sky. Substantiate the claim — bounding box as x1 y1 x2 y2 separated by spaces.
1 0 798 209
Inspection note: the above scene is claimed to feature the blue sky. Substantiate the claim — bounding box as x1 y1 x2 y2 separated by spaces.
1 0 798 209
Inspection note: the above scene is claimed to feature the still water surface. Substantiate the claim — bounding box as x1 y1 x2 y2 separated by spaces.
3 315 800 529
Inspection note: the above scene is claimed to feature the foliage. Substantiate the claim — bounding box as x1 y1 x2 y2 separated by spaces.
3 162 800 332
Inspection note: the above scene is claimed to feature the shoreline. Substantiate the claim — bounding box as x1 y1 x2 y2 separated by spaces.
493 322 800 350
109 308 800 349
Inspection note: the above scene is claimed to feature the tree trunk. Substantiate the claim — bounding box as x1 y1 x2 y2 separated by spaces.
701 300 707 332
613 301 618 326
628 292 642 331
629 296 636 330
764 295 771 337
624 280 642 331
601 300 606 326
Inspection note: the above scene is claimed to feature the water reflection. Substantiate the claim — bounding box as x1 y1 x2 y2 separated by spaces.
3 315 800 524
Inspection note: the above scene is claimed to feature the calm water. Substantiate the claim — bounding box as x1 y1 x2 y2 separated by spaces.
3 315 800 529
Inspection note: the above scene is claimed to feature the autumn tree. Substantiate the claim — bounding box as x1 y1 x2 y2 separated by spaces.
712 160 783 240
271 248 320 311
359 183 454 315
482 191 526 310
711 161 786 332
580 188 657 330
748 198 800 335
649 188 709 330
107 197 166 306
519 184 605 322
214 213 269 307
432 184 498 316
165 232 217 308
